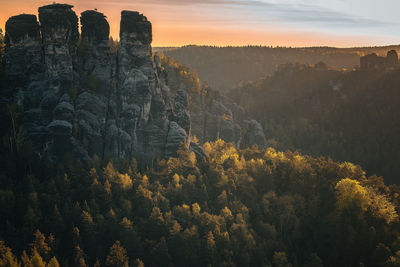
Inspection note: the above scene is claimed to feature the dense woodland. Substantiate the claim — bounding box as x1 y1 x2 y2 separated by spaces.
162 45 400 91
2 30 400 266
1 98 400 266
228 63 400 185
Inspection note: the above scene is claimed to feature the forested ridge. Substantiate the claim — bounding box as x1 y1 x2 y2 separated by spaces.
1 90 400 266
3 17 400 267
162 45 400 91
228 63 400 185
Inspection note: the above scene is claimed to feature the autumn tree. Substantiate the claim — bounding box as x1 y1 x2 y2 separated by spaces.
106 241 129 267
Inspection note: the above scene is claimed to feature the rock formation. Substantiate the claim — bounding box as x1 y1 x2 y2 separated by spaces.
39 4 79 93
159 58 267 150
241 120 267 149
3 14 43 87
2 3 268 163
360 50 399 70
2 4 192 162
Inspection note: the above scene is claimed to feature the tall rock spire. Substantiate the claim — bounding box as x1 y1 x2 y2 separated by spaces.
4 14 43 86
39 4 79 94
2 4 192 162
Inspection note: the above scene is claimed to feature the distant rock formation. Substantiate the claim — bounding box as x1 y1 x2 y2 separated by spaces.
360 50 398 70
157 56 267 150
2 4 192 162
241 120 267 149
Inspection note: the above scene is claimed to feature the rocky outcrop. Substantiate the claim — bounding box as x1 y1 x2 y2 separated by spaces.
39 4 79 93
159 59 266 149
76 10 113 159
191 98 241 146
3 14 43 86
79 10 112 94
386 50 398 67
3 4 192 162
360 50 399 70
241 120 267 149
172 90 191 139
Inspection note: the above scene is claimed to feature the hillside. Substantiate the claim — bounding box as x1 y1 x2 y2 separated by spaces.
2 3 400 267
163 45 400 91
229 62 400 185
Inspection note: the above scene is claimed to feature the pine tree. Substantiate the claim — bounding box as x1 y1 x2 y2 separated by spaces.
30 230 51 261
106 241 129 267
46 257 60 267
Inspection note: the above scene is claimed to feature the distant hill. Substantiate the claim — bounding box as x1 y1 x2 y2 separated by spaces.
229 63 400 184
162 45 400 91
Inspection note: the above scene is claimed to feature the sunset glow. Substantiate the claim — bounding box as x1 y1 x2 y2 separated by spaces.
1 0 400 47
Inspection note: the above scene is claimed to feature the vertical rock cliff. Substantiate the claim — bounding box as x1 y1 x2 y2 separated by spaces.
2 4 192 162
39 4 79 93
158 55 267 150
4 14 43 87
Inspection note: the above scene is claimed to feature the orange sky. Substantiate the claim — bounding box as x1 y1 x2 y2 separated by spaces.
1 0 399 47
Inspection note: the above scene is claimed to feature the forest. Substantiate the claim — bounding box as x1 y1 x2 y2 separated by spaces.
1 101 400 266
162 45 400 91
2 9 400 265
228 62 400 185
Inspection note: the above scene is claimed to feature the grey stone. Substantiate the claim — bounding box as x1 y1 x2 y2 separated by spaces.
3 6 192 163
165 122 188 157
48 120 73 135
241 120 267 149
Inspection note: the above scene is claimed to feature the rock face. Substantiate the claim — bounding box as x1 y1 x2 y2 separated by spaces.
360 50 399 70
3 3 265 162
3 14 43 86
160 59 267 149
241 120 267 149
39 4 79 93
3 4 191 162
79 10 112 94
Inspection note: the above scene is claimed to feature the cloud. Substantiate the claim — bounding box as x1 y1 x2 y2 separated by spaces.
94 0 391 28
56 0 395 31
254 1 391 28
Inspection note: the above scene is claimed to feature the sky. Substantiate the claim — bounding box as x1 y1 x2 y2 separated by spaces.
0 0 399 47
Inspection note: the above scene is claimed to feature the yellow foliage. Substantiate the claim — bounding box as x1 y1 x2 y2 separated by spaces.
173 173 181 188
192 203 201 215
221 206 233 220
116 173 133 190
189 151 196 165
141 175 149 186
203 142 212 156
47 257 60 267
335 178 398 223
264 147 286 161
339 162 366 178
369 190 398 224
335 178 370 211
104 162 133 190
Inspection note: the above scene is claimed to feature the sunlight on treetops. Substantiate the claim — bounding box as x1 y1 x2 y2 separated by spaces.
264 147 286 161
339 162 366 179
335 178 370 212
172 173 181 188
335 178 398 223
192 203 201 215
103 162 133 189
369 189 398 224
